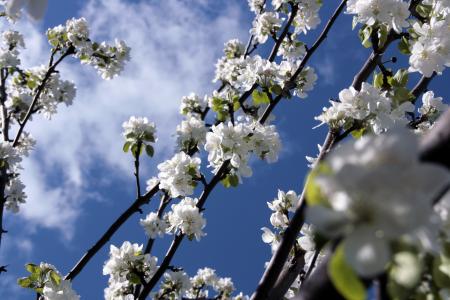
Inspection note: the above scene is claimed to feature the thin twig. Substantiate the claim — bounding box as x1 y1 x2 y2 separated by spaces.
13 46 75 147
64 184 160 281
250 2 348 296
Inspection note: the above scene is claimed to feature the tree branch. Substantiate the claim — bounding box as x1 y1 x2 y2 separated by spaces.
250 1 348 298
64 184 160 281
12 46 75 147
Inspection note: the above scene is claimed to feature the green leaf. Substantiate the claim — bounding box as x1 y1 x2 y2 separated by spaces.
373 72 384 89
269 84 283 96
377 25 388 48
145 145 154 157
351 128 366 139
433 254 450 288
392 87 414 105
388 69 408 87
49 270 61 286
328 244 367 300
415 4 432 18
398 36 411 55
305 163 332 206
359 25 372 48
221 174 239 188
252 90 270 105
17 277 32 288
25 263 40 275
123 141 132 153
127 272 142 285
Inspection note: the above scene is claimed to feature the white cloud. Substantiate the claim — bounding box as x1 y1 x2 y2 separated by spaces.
314 55 336 86
3 0 247 238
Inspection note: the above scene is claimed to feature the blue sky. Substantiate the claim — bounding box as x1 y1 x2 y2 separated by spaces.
0 0 449 299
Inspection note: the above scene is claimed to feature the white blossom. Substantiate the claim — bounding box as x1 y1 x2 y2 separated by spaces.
122 116 156 142
140 212 167 239
179 93 207 115
176 115 207 151
4 178 26 213
315 82 411 133
250 12 283 44
2 30 25 49
268 190 299 213
224 39 245 58
42 280 80 300
190 267 219 288
167 197 206 240
347 0 410 33
7 66 76 119
103 241 157 278
157 152 201 198
248 0 265 14
214 277 235 297
307 129 450 276
293 0 322 35
418 91 448 121
205 121 253 177
160 270 192 298
66 17 90 48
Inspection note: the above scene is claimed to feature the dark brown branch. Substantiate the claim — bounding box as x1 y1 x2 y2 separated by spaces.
134 141 143 198
138 162 230 299
64 184 160 281
250 1 348 298
12 46 75 147
268 4 298 62
419 109 450 170
411 73 436 101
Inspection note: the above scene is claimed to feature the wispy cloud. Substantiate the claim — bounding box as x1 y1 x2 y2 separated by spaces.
3 0 247 239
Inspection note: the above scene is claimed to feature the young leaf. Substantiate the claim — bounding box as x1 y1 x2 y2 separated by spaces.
252 90 270 105
17 277 32 288
221 174 239 188
398 36 411 55
305 163 332 206
145 145 154 157
329 244 367 300
49 270 61 286
373 72 384 89
123 141 132 153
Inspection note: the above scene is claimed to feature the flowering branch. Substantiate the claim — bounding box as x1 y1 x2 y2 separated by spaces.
251 1 348 298
12 45 75 147
294 109 450 300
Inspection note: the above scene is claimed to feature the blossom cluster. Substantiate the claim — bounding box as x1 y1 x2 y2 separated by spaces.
8 65 76 120
315 82 414 134
215 54 317 99
261 190 320 298
292 0 322 35
415 90 449 132
0 140 33 213
0 30 24 68
122 116 156 157
18 262 80 300
408 0 450 77
103 241 158 299
153 267 247 300
157 152 201 198
205 120 281 179
176 114 208 153
166 197 206 241
306 129 450 277
346 0 410 33
46 18 131 79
